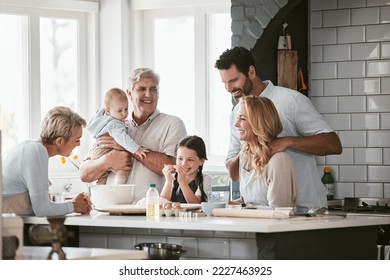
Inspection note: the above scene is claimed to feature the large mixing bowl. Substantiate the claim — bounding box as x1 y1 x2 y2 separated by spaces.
90 184 135 206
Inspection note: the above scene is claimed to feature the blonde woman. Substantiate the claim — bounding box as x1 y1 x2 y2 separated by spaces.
236 96 297 208
2 106 92 216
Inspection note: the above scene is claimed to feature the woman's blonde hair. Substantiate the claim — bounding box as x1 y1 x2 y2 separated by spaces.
240 96 282 176
40 106 86 144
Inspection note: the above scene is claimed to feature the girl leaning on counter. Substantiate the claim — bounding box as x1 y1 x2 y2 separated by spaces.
1 106 92 217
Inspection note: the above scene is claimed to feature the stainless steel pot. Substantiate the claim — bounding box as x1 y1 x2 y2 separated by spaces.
134 243 183 260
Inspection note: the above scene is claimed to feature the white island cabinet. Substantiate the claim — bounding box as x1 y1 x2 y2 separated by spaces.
23 214 390 260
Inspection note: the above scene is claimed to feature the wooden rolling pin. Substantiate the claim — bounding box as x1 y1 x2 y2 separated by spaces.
212 208 292 219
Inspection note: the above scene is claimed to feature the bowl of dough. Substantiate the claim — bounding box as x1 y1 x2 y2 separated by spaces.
90 184 135 207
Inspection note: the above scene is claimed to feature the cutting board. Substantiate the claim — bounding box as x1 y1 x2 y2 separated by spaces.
212 208 292 219
94 205 146 215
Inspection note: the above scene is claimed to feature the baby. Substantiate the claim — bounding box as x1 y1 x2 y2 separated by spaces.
86 87 148 184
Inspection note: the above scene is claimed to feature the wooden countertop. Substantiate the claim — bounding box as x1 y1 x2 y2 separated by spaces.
22 211 390 233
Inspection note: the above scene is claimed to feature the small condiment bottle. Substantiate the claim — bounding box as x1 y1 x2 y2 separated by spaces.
321 167 335 201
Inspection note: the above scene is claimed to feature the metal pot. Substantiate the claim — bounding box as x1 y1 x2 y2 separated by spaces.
134 243 183 260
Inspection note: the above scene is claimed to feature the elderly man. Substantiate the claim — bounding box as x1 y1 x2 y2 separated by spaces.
215 47 342 209
80 68 187 202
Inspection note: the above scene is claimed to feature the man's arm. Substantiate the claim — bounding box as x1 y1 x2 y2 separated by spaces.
79 150 132 183
132 151 175 176
269 132 342 156
226 154 239 182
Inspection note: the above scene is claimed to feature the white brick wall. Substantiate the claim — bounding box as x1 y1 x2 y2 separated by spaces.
310 0 390 199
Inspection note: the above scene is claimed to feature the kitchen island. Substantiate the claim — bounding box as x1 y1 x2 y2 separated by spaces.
23 213 390 260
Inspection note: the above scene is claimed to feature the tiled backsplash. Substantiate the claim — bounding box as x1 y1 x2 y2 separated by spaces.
232 0 390 199
310 0 390 198
79 226 257 260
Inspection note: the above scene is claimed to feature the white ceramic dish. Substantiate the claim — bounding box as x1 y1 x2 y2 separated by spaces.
90 184 135 207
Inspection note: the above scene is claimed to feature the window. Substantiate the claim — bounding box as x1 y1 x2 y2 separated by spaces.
136 2 232 169
0 1 97 174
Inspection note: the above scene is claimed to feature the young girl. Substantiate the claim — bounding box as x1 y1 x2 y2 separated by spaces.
161 135 211 204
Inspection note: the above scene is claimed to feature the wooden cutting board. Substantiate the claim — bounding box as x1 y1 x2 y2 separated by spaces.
94 205 146 215
212 208 292 219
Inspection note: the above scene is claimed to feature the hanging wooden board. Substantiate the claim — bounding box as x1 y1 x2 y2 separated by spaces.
277 50 298 90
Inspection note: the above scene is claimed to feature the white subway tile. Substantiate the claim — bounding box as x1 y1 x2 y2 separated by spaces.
368 95 390 111
335 182 354 199
367 60 390 76
384 183 390 198
351 113 380 129
354 148 383 164
381 77 390 94
368 131 390 147
339 130 367 147
368 166 390 181
338 96 366 112
230 239 257 259
338 0 366 9
367 24 390 41
198 238 229 259
352 43 380 60
352 78 380 95
324 44 351 61
311 46 323 62
326 148 353 164
167 237 198 258
311 62 337 79
381 113 390 129
311 96 338 113
310 80 324 96
381 42 390 58
324 79 351 95
136 235 166 244
351 7 380 25
381 6 390 23
79 233 107 248
108 235 135 250
338 61 366 78
323 113 351 130
94 227 121 234
338 26 365 44
339 165 367 182
311 0 337 11
311 11 322 28
384 148 390 164
311 28 337 45
368 0 390 7
355 183 383 197
323 9 350 27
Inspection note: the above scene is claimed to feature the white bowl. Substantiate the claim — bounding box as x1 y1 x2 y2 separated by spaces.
201 202 226 216
90 184 135 207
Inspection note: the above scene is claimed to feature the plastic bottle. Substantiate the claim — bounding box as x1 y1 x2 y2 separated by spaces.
321 167 335 201
146 184 160 218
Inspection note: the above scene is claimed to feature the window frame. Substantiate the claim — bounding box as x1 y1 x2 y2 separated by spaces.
0 0 98 175
131 1 231 171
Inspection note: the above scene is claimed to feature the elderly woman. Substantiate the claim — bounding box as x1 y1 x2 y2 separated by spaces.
2 106 92 216
236 96 297 208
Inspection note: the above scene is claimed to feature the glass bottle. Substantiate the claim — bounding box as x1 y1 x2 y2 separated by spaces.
321 167 335 201
146 184 160 218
